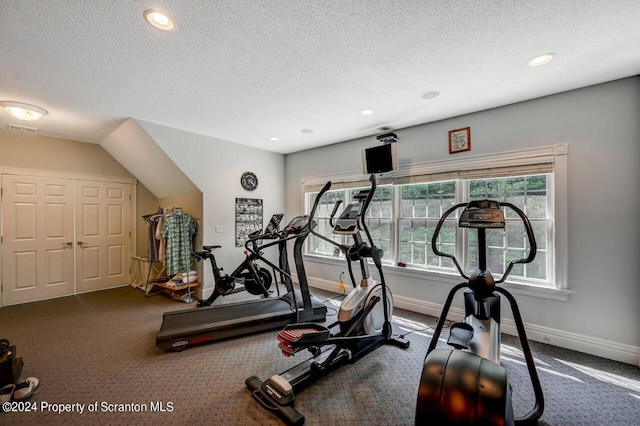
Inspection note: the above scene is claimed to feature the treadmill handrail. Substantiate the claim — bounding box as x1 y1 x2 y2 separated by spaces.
244 224 313 322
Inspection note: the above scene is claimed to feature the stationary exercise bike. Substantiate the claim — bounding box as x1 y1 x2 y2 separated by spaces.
246 174 410 425
415 200 544 425
193 214 283 307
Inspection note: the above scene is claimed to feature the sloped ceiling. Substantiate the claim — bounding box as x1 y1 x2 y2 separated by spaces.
1 0 639 154
101 119 199 198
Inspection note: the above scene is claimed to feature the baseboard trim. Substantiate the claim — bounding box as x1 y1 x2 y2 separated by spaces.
306 276 640 366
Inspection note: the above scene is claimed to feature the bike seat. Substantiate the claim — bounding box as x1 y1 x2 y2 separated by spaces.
202 245 221 252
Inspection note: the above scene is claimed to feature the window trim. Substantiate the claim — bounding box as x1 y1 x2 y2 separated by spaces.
301 144 569 294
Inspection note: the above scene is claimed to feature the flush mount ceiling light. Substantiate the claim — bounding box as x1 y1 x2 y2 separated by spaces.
421 91 440 100
528 53 555 67
143 9 175 31
360 109 374 116
0 101 48 121
268 136 280 141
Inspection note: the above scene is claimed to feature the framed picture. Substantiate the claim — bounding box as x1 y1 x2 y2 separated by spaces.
449 127 471 154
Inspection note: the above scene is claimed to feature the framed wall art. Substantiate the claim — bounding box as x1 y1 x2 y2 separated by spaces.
448 126 471 154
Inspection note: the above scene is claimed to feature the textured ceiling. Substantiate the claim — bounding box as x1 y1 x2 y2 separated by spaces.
1 0 639 154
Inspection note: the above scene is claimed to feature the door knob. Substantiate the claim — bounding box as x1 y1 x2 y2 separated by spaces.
77 241 89 248
62 241 73 249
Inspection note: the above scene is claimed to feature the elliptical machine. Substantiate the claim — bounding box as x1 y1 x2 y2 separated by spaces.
415 200 544 425
246 174 410 425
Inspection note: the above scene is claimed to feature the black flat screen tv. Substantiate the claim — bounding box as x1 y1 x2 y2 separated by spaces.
362 142 398 174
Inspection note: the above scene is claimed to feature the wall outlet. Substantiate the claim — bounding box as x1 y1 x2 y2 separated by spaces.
215 225 223 233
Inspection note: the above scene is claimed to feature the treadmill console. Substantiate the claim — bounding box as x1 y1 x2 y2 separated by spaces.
459 200 505 228
284 215 311 234
333 203 361 235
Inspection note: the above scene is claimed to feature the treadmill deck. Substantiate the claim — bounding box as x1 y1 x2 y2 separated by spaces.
156 293 327 351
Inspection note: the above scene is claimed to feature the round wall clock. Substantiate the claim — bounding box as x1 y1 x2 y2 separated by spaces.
240 171 259 191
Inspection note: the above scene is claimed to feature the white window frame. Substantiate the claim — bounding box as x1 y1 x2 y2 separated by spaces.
460 174 553 286
301 144 569 300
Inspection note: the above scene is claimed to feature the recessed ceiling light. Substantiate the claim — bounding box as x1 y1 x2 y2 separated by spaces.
268 137 280 142
0 101 48 121
421 91 440 100
360 109 374 116
143 9 175 31
528 53 555 67
301 129 314 134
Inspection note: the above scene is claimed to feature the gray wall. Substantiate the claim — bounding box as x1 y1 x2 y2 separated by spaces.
285 77 640 364
138 121 286 295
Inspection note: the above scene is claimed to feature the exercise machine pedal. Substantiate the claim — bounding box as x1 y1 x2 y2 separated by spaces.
447 322 474 350
277 324 330 356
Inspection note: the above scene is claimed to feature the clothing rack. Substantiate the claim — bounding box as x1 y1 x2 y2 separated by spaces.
142 206 183 221
140 207 198 303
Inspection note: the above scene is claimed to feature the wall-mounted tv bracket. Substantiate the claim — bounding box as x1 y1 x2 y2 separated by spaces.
376 132 398 144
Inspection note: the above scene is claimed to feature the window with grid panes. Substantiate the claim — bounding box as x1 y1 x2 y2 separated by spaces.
398 181 457 269
306 175 551 285
467 175 549 282
302 144 564 290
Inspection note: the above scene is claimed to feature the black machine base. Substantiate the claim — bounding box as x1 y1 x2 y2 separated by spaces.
246 375 305 426
246 333 409 425
416 348 513 426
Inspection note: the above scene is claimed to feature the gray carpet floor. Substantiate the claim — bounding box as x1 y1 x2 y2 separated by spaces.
0 285 638 425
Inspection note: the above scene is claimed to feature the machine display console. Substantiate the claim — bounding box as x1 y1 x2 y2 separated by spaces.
459 200 505 228
333 203 361 235
284 215 311 234
263 214 285 235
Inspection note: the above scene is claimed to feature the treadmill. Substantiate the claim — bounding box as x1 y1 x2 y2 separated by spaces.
156 208 327 351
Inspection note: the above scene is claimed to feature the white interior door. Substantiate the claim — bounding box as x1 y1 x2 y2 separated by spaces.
75 180 131 293
1 174 75 306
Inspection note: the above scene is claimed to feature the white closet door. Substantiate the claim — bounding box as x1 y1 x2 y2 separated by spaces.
1 174 75 306
75 180 131 293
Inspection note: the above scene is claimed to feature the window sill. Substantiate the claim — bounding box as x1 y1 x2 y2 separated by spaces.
303 254 571 302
